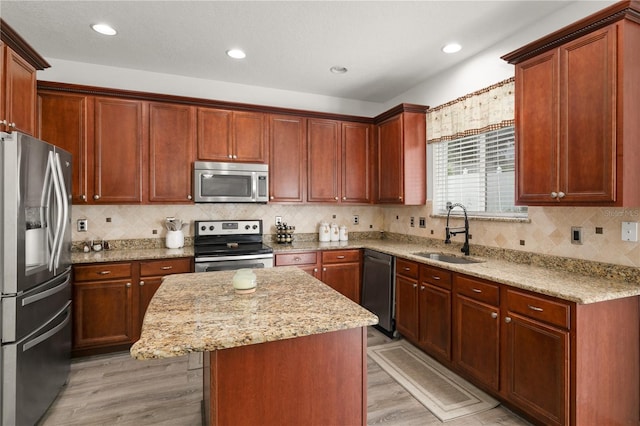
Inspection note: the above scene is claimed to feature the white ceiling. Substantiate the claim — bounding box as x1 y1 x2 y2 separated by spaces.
1 1 594 103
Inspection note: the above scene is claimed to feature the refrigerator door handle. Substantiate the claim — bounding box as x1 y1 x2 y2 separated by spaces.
22 305 71 352
48 152 64 271
41 150 55 269
52 152 69 270
22 273 70 307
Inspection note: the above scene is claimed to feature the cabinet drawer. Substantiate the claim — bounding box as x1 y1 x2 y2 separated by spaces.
506 289 570 329
420 265 452 289
396 259 419 279
455 275 499 306
321 249 360 264
74 263 132 282
275 252 318 266
140 258 192 277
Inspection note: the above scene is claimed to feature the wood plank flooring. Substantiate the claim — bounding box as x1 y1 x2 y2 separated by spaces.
39 328 531 425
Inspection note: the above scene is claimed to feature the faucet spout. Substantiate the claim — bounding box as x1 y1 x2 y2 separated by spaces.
445 203 470 256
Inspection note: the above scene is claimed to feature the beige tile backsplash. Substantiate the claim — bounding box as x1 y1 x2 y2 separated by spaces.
72 203 639 268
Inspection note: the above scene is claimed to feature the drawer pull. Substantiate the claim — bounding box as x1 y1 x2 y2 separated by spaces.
336 255 345 259
161 266 173 270
472 288 482 293
97 271 111 275
294 257 301 262
528 305 544 312
404 267 411 271
431 276 441 280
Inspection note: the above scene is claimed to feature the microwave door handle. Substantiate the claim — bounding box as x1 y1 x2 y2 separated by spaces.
252 172 258 200
52 153 69 269
48 152 64 272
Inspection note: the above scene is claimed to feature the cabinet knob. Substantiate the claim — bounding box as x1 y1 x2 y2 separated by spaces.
187 195 192 200
80 194 87 201
412 283 417 288
399 196 403 200
334 196 339 200
228 154 233 159
93 194 100 200
126 282 131 288
505 316 512 323
550 192 558 198
233 154 237 159
342 196 346 200
139 281 145 286
420 285 425 291
491 312 498 319
293 257 301 262
557 191 565 199
7 122 15 128
323 267 327 272
0 120 6 126
313 268 318 272
270 196 274 200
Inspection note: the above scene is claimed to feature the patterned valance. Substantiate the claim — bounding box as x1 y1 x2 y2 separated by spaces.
426 77 515 144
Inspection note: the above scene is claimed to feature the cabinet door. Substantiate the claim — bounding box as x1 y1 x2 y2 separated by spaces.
321 262 360 303
342 122 371 203
376 115 403 203
269 115 306 202
73 279 135 349
395 275 418 341
505 313 569 426
454 294 500 391
197 107 232 161
307 119 340 203
515 51 558 204
419 283 451 361
93 98 145 203
233 111 267 163
148 103 195 203
37 91 92 204
0 42 4 124
3 46 37 135
560 25 616 203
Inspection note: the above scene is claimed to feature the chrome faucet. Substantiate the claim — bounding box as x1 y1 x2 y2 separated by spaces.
445 202 470 256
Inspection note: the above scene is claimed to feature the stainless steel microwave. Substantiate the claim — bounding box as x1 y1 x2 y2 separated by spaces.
193 161 269 203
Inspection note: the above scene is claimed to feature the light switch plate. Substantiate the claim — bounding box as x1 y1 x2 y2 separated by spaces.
621 222 638 242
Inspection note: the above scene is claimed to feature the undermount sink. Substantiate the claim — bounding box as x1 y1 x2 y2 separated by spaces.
412 252 484 264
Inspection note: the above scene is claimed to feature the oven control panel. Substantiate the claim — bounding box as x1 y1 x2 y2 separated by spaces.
195 220 262 236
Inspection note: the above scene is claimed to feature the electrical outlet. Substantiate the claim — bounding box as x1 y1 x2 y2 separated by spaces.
622 222 638 242
571 226 583 245
352 215 359 225
77 219 88 232
419 217 426 228
410 217 415 227
275 216 282 226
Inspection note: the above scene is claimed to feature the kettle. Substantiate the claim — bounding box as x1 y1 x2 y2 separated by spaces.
318 222 331 242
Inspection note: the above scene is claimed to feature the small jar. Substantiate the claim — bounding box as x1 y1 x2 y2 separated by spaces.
339 225 348 241
330 223 339 242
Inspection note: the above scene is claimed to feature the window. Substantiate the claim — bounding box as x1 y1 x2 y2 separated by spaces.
432 126 527 218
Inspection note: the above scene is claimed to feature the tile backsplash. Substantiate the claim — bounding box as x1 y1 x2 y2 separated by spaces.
71 203 639 268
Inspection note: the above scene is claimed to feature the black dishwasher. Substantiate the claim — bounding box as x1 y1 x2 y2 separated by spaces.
361 249 396 337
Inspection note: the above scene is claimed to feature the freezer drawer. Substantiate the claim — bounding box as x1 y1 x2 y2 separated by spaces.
1 303 72 426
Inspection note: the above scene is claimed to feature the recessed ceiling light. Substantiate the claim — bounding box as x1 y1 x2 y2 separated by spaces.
91 23 117 36
442 43 462 54
330 66 348 74
226 49 246 59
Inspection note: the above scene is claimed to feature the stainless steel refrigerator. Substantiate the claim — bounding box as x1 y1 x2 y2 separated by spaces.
0 131 72 425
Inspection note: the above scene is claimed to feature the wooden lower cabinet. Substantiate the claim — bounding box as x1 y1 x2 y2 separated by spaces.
72 257 192 356
275 249 361 303
395 259 419 341
418 265 452 362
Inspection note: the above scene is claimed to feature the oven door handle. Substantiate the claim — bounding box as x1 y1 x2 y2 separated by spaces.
195 253 274 263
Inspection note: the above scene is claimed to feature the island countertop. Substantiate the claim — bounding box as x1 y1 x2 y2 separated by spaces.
130 266 378 360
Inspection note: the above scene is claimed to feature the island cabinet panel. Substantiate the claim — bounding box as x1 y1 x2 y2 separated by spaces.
37 91 92 203
72 263 135 354
93 97 146 203
148 103 195 203
453 274 500 393
205 327 368 426
268 114 306 202
508 14 640 207
320 249 362 303
418 265 452 362
375 110 426 205
197 108 267 163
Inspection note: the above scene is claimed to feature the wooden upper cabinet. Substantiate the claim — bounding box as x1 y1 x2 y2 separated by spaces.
1 20 50 135
37 91 92 203
307 119 340 202
93 97 145 203
269 114 306 203
375 107 426 205
342 122 372 203
148 103 195 203
197 108 267 163
505 7 640 207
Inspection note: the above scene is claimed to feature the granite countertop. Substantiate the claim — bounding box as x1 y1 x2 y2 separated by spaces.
71 246 194 264
130 266 379 360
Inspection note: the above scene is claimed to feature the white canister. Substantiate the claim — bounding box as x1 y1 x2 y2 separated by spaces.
330 223 339 242
166 230 185 249
319 222 331 242
339 225 348 241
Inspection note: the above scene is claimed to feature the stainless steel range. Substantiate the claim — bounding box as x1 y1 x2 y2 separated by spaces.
194 220 274 272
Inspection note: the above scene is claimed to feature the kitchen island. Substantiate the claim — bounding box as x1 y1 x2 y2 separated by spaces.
130 266 378 426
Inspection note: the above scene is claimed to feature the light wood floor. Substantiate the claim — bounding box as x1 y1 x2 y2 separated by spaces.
39 328 531 425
